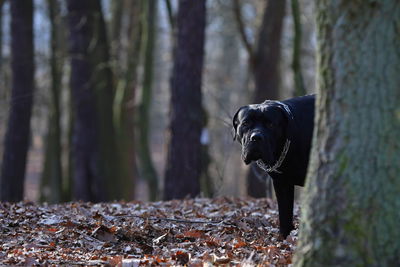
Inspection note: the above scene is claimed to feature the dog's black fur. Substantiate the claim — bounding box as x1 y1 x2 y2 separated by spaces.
233 94 315 238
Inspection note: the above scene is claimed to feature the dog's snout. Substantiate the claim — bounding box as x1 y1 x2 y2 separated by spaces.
250 132 263 143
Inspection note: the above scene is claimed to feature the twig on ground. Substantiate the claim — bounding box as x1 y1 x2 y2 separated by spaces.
113 214 225 225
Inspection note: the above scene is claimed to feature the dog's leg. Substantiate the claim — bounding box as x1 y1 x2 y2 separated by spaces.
272 179 294 238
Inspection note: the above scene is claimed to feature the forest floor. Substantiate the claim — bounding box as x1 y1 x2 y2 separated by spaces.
0 197 299 266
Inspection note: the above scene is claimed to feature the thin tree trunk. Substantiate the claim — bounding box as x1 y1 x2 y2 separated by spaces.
164 0 175 30
0 0 34 202
233 0 253 59
40 0 63 204
0 0 4 84
138 0 158 201
110 0 123 78
164 0 206 200
87 0 123 201
114 0 143 200
67 0 120 202
247 0 286 198
295 1 400 265
253 0 286 102
0 0 10 103
67 0 102 201
65 88 73 201
291 0 306 96
213 2 242 196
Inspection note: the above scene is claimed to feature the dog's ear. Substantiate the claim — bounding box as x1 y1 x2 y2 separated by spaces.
232 106 246 141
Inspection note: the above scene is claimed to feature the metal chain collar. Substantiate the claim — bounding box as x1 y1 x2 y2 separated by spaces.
245 101 293 174
256 139 291 174
256 100 294 174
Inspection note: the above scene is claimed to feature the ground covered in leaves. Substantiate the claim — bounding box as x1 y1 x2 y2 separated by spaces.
0 197 299 266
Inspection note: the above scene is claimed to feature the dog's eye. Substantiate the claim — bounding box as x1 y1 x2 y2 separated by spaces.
241 121 249 127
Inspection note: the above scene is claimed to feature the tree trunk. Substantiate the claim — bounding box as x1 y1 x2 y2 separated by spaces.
0 0 11 105
207 1 241 196
295 1 400 265
113 0 143 200
0 0 4 85
0 0 34 202
40 0 63 203
291 0 306 97
138 0 159 201
164 0 206 200
110 0 123 77
252 0 286 102
65 88 73 201
67 0 121 202
164 0 175 30
247 0 286 198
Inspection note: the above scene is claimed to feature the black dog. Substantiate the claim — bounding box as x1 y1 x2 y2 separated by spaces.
233 94 315 238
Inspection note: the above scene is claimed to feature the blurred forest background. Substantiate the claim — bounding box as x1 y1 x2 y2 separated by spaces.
0 0 316 203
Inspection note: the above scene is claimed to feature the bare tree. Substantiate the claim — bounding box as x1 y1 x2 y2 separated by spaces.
234 0 286 197
138 0 159 200
164 0 206 200
0 0 34 202
112 0 143 200
40 0 63 203
66 0 121 201
110 0 123 76
291 0 306 96
0 0 4 86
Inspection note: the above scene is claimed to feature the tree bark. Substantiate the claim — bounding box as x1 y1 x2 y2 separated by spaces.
164 0 206 200
246 0 286 198
67 0 121 202
0 0 34 202
0 0 4 84
252 0 286 102
291 0 306 96
40 0 63 203
164 0 175 30
233 0 253 58
138 0 159 201
113 0 143 200
209 1 241 196
295 1 400 265
110 0 123 77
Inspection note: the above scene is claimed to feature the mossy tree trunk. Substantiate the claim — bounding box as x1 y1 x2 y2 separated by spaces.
110 0 123 77
40 0 63 203
113 0 143 200
295 1 400 265
138 0 159 201
67 0 121 202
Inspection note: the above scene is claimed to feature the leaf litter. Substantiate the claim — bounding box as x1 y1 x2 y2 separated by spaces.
0 197 299 266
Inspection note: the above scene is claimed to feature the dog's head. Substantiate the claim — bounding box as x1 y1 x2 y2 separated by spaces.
232 101 293 166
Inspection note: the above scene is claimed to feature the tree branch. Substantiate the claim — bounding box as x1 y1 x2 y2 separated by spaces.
233 0 253 58
164 0 175 31
114 214 225 225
